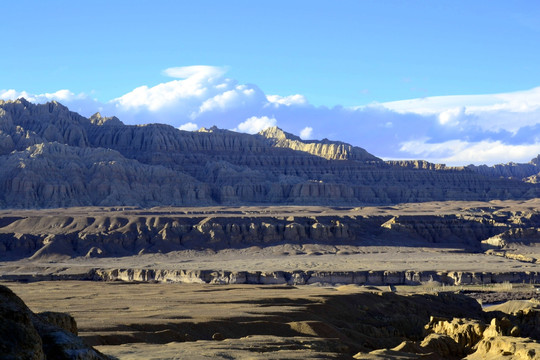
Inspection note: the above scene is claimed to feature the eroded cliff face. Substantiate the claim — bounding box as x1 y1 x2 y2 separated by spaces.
0 142 210 208
258 126 381 161
1 99 539 208
0 213 383 259
80 268 539 287
1 204 539 285
0 210 505 260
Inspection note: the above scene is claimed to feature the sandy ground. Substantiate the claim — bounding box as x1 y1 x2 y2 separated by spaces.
3 281 369 359
3 244 539 276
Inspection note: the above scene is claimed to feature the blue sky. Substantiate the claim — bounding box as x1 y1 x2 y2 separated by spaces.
2 1 540 165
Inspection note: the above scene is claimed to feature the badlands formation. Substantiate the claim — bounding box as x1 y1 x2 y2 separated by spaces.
2 98 540 208
1 98 540 359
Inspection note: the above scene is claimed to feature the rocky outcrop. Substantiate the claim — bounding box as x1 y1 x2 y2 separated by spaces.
4 200 540 258
0 98 90 152
469 336 540 359
356 299 540 359
1 203 540 272
88 268 540 286
1 99 540 208
0 284 110 360
89 112 123 127
258 126 380 161
385 159 451 170
0 213 369 259
381 214 507 245
0 285 44 359
38 311 78 336
1 267 538 286
425 317 486 352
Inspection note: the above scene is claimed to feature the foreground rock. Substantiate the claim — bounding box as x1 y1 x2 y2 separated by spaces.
358 300 540 359
0 284 110 360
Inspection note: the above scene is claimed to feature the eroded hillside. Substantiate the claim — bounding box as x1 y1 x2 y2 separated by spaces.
1 201 539 285
1 99 539 207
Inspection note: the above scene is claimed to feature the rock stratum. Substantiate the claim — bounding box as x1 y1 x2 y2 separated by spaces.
1 201 540 285
2 98 540 208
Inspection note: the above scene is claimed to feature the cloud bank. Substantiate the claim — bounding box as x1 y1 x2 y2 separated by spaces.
234 116 277 134
3 66 540 166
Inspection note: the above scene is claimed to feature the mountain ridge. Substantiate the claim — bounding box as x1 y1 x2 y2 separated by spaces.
1 98 539 208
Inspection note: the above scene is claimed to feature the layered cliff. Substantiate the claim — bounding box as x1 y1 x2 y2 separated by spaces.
0 142 210 208
1 98 540 208
0 207 509 260
0 211 518 260
467 155 540 183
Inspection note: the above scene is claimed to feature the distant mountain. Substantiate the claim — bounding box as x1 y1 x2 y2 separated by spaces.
0 98 539 208
466 156 540 183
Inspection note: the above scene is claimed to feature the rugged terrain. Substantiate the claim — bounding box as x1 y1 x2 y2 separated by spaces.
2 98 540 208
2 98 540 359
1 200 539 286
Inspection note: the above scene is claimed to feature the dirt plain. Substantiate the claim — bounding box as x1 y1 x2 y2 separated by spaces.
2 280 539 359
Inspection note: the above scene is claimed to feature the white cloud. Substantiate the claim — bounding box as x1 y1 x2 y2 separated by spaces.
400 139 540 166
178 122 198 131
300 126 313 139
112 80 207 112
111 65 234 114
438 107 463 125
106 66 269 126
0 89 87 103
198 85 258 114
266 94 307 106
162 65 226 79
235 116 276 134
378 86 540 133
380 88 540 114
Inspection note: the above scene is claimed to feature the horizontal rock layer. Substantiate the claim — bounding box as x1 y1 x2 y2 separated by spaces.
84 268 540 286
1 268 539 286
0 212 514 259
1 203 539 262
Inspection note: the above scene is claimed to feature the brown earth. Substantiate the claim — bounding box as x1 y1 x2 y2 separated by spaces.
3 281 539 360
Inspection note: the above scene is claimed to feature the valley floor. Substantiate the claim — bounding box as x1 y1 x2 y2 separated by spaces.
3 280 539 359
